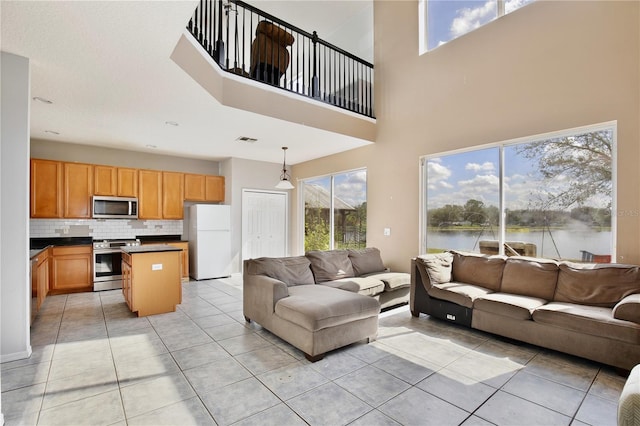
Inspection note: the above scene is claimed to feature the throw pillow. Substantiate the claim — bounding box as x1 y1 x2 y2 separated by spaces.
348 247 386 276
417 252 453 284
306 250 355 283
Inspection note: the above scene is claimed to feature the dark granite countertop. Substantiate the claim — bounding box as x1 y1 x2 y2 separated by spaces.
30 236 93 250
122 244 182 254
136 235 186 243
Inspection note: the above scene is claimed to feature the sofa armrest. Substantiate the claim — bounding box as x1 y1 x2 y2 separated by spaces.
613 294 640 324
243 274 289 324
618 364 640 425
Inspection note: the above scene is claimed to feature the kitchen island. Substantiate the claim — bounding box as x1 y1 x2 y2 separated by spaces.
121 244 182 317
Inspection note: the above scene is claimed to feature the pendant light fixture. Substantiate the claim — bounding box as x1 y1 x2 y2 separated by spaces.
275 146 294 189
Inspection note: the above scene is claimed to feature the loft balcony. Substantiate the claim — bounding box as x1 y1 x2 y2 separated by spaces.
188 0 374 118
171 0 376 143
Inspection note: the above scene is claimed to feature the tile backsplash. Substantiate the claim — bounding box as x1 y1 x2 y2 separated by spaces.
30 219 185 240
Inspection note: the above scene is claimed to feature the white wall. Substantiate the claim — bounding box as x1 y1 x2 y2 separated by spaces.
1 52 32 364
221 157 288 273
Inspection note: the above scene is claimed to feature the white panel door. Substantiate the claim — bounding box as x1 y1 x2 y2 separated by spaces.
242 190 288 262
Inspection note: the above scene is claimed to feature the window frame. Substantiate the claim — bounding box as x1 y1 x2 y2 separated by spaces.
299 167 368 252
419 121 617 259
419 0 532 54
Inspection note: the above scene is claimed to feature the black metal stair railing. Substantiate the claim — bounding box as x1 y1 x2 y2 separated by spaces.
187 0 375 119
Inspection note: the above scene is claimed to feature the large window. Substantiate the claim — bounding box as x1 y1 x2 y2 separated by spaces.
302 169 367 252
422 122 615 262
419 0 534 53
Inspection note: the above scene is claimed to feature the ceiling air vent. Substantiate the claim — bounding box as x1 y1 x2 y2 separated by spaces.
236 136 258 143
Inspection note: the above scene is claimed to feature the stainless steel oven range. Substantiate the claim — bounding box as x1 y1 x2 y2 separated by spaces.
93 239 140 291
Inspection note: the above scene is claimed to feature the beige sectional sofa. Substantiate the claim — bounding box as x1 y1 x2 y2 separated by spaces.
243 248 410 361
411 250 640 370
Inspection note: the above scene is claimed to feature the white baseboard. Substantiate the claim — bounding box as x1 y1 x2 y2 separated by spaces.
1 346 32 364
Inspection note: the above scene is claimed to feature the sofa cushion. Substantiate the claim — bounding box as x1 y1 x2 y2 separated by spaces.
275 285 380 331
319 277 385 297
450 251 506 291
532 302 640 344
364 272 411 290
416 253 453 285
500 257 559 300
427 282 494 309
348 248 386 276
613 294 640 323
474 293 548 320
554 262 640 307
245 256 315 286
306 250 355 283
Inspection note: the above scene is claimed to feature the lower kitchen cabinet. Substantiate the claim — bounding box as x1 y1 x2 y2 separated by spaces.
31 248 50 320
142 241 189 281
50 245 93 294
121 247 181 317
36 248 50 310
169 242 189 281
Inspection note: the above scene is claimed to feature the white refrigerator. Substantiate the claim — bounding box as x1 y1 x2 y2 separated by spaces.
189 204 231 279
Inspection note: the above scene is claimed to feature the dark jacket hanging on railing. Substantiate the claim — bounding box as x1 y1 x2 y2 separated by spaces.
187 0 375 118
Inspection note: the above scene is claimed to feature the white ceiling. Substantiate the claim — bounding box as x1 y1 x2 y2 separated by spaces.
1 1 373 165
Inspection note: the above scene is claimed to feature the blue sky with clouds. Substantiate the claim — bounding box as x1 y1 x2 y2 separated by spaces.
427 0 533 50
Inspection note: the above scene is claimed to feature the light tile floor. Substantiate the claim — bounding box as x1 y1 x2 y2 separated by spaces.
1 275 627 426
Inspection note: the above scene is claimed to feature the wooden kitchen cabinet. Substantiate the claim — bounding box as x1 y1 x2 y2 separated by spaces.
184 174 206 201
138 169 162 219
117 168 138 197
162 172 184 219
31 248 50 314
168 242 189 280
50 245 93 294
121 247 181 317
64 162 93 218
122 252 132 310
205 175 225 202
144 241 189 280
94 166 138 197
93 165 117 196
30 159 63 218
36 248 50 311
184 173 225 202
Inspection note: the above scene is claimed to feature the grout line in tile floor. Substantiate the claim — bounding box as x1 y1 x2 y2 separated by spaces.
1 275 627 426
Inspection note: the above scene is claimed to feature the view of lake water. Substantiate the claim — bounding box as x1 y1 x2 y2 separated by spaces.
427 229 612 260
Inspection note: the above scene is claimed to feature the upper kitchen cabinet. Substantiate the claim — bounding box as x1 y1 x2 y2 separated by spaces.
117 168 138 197
184 173 206 201
184 173 225 202
162 172 184 219
94 166 138 197
205 175 225 202
63 162 93 218
31 158 63 218
138 169 163 219
94 165 117 196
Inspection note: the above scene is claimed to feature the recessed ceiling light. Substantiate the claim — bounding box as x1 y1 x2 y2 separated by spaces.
44 130 60 135
145 144 158 149
165 121 179 127
33 96 53 104
236 136 258 143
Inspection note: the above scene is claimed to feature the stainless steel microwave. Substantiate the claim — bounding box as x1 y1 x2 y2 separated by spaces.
92 196 138 219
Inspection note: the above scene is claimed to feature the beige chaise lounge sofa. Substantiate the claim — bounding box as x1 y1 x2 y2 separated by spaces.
411 250 640 370
243 248 410 361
